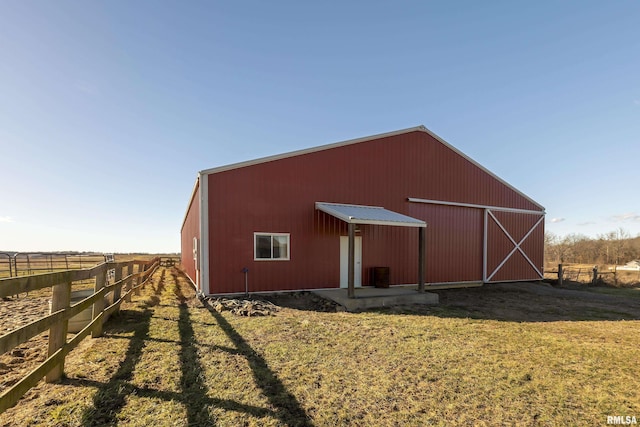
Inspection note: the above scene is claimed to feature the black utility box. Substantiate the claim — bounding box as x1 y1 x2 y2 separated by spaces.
371 267 390 288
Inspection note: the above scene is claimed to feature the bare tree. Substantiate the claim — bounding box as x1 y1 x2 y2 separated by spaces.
596 228 633 265
546 228 640 266
613 228 631 264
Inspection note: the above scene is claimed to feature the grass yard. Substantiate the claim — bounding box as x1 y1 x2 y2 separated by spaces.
583 286 640 299
1 267 639 426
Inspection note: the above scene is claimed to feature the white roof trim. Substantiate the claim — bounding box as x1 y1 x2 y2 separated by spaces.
181 176 201 230
408 198 545 215
200 126 427 175
197 124 544 212
416 127 545 211
316 202 426 228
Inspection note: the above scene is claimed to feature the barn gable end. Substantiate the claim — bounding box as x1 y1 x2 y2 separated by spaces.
181 126 545 295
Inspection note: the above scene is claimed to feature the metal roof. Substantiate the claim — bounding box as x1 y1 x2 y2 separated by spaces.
198 125 544 212
200 126 427 175
315 202 426 228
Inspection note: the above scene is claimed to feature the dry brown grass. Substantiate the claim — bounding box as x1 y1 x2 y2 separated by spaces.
1 268 639 426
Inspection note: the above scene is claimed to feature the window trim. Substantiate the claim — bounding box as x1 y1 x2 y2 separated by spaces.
253 232 291 261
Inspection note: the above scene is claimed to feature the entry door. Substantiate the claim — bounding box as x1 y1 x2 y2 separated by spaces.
340 236 362 288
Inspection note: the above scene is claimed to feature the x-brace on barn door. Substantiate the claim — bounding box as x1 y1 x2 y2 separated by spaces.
483 208 545 283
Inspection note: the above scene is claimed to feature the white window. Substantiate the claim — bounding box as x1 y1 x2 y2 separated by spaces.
254 233 290 261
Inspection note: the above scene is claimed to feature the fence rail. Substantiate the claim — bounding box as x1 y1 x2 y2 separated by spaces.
0 257 160 414
545 263 640 286
0 252 111 279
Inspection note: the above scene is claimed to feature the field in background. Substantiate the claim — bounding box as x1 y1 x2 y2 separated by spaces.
0 253 176 279
1 267 639 426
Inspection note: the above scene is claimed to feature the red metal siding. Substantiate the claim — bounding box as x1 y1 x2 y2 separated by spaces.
205 130 544 294
485 210 544 282
408 203 484 283
358 222 417 286
180 180 200 286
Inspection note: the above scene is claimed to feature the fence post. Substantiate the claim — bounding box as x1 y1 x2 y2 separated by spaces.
46 279 71 382
92 268 106 338
557 263 563 286
113 265 123 314
139 263 147 291
592 266 598 286
125 263 134 302
134 263 143 295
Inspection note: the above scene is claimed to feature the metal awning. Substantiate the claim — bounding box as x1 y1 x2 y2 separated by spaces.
316 201 427 298
315 202 426 228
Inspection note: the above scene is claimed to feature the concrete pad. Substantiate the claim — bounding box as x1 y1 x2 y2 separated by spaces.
312 287 438 312
422 282 483 290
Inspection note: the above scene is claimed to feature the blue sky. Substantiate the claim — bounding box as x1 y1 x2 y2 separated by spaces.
1 1 639 253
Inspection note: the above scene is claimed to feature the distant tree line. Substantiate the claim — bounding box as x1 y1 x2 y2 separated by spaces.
545 228 640 266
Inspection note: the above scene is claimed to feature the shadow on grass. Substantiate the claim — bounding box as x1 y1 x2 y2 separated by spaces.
79 308 153 426
174 273 214 426
151 269 166 295
205 305 315 427
70 267 298 426
368 284 640 322
198 282 640 323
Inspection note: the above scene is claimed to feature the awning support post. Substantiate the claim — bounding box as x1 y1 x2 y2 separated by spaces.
348 222 355 299
418 226 426 292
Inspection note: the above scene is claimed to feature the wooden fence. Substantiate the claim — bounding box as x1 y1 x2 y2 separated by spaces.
546 263 635 286
0 253 111 279
0 257 160 414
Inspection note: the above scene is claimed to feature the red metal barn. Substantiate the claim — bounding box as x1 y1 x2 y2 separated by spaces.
180 126 545 296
